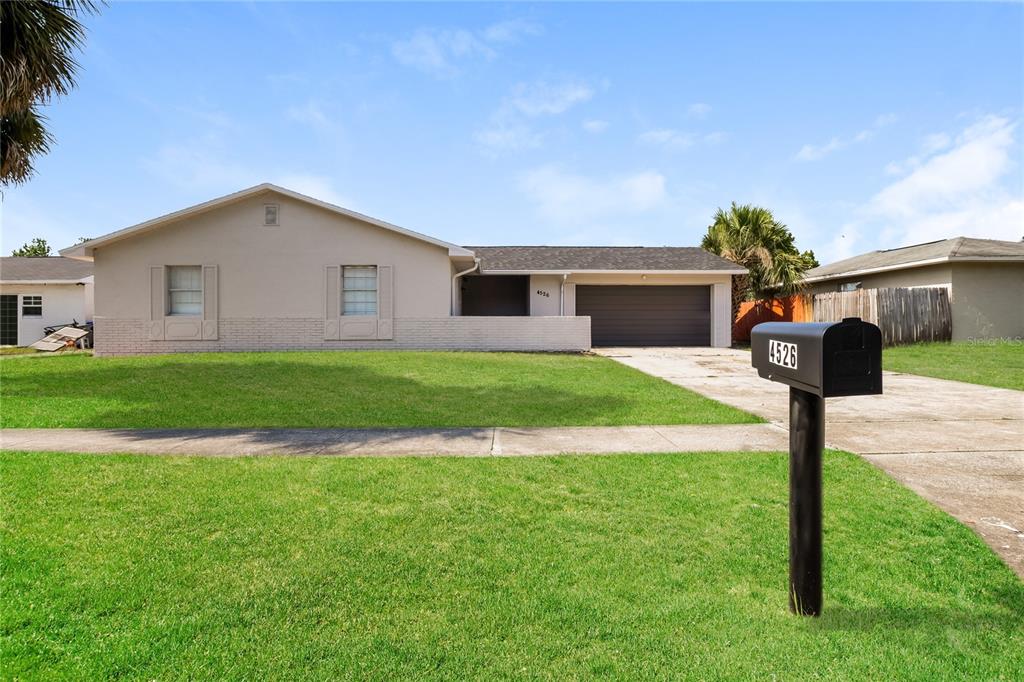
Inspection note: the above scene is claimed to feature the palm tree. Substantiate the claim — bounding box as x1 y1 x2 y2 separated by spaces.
701 203 817 320
1 1 99 186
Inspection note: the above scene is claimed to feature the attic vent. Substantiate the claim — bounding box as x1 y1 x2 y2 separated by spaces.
264 204 279 226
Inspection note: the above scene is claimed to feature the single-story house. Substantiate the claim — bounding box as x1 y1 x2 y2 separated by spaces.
60 183 744 356
803 237 1024 341
0 257 94 347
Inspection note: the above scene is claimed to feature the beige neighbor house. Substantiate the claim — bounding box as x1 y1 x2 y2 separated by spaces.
803 237 1024 341
60 184 745 356
0 257 94 347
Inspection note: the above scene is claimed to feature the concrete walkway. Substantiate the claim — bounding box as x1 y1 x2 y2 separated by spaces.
597 346 1024 576
0 424 788 458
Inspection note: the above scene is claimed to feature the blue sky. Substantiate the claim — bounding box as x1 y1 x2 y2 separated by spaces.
3 1 1022 263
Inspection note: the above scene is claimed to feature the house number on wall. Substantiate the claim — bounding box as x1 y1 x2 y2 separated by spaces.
536 290 550 297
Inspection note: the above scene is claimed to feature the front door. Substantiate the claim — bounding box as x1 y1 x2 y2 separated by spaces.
0 295 18 345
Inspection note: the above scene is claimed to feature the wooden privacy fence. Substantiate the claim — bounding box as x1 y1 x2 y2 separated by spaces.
733 295 811 343
811 287 951 346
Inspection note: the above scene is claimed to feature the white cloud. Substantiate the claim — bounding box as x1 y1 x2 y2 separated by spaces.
508 80 594 117
827 115 1023 260
885 131 954 176
582 119 608 134
519 165 667 224
143 137 350 208
481 19 543 44
921 132 951 154
475 79 595 155
638 128 695 150
274 173 352 208
144 136 256 191
286 100 330 128
473 121 542 154
637 129 725 151
391 28 493 78
688 102 712 118
796 113 897 161
284 100 346 142
392 19 541 78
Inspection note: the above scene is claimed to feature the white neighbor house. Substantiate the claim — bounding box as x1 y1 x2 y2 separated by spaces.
0 257 94 346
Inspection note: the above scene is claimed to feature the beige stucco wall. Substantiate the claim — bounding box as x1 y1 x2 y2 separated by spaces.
0 281 93 346
804 263 953 295
950 262 1024 341
529 275 564 315
94 191 453 321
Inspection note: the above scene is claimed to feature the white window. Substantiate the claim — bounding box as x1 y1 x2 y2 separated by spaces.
838 282 862 292
264 204 279 226
22 295 42 317
167 266 203 315
342 266 377 316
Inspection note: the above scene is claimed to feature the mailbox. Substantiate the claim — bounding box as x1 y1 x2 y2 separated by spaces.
751 317 882 397
749 317 883 617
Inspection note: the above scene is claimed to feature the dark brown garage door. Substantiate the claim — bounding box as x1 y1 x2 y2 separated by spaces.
576 285 711 346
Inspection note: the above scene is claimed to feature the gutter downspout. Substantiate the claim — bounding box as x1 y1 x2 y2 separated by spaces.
559 273 568 316
451 259 480 315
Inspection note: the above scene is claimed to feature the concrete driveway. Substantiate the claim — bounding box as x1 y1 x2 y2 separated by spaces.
597 346 1024 576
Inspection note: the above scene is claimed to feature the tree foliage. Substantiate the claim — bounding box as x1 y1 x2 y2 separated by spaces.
11 237 52 257
701 203 818 318
1 1 99 186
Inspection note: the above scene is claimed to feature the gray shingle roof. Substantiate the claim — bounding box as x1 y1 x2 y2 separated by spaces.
806 237 1024 280
0 257 93 282
466 246 745 272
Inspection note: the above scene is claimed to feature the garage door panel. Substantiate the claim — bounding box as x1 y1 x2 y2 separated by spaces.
576 285 710 346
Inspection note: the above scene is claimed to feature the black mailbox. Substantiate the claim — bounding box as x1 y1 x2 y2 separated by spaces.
751 317 882 397
749 317 883 617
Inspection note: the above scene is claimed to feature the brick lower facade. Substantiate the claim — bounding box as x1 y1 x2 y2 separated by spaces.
94 316 591 356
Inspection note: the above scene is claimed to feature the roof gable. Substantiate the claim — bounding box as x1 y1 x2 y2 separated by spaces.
60 184 473 260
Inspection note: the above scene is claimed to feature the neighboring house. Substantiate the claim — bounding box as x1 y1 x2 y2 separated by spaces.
0 257 94 346
60 184 744 356
803 237 1024 341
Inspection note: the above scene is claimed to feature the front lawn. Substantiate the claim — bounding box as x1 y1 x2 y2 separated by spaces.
0 351 757 428
2 450 1020 679
885 339 1023 391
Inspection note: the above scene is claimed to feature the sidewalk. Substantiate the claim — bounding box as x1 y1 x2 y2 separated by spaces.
0 424 788 458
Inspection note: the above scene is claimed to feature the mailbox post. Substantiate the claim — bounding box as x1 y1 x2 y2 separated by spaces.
751 317 882 616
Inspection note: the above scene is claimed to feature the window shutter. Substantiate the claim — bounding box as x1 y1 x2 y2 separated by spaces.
148 266 165 340
202 265 218 340
324 265 341 340
376 264 394 340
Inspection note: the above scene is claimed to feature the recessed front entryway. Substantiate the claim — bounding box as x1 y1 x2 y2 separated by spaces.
576 285 710 346
460 275 529 316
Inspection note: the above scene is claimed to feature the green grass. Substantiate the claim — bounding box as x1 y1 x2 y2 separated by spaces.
0 351 757 428
885 340 1024 391
2 451 1020 679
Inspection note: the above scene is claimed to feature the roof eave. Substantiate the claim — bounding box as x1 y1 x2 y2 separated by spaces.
478 268 747 275
803 255 1024 283
0 278 92 285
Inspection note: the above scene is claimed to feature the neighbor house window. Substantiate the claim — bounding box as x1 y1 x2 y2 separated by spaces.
342 266 377 315
264 204 279 226
838 282 862 292
167 265 203 315
21 295 42 317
